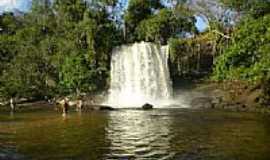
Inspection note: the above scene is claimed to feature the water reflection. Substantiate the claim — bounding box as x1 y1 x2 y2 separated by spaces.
105 110 174 159
0 109 270 160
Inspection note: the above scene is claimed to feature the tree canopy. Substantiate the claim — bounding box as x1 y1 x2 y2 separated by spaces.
0 0 122 98
1 0 270 104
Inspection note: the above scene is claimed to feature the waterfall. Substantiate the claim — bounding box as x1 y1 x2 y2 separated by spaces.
107 42 172 107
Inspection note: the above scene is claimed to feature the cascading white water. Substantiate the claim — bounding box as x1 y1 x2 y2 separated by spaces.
107 42 173 107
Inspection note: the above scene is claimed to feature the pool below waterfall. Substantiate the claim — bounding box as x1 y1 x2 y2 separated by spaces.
1 108 270 160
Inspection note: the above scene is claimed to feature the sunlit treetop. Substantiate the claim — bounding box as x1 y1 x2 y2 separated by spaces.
220 0 270 18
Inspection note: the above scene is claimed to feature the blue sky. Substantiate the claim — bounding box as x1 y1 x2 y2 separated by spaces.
0 0 208 31
195 16 208 32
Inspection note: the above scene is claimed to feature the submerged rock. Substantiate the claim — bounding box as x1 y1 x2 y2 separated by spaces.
142 103 154 110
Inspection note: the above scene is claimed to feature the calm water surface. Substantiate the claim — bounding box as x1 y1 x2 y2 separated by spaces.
0 109 270 160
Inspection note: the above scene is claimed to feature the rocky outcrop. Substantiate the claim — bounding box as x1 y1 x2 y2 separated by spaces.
189 81 270 114
190 97 213 109
142 103 154 110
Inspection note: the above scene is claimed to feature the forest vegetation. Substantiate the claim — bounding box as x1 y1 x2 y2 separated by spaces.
0 0 269 106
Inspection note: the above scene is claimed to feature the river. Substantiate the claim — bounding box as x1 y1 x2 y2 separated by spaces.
1 108 270 160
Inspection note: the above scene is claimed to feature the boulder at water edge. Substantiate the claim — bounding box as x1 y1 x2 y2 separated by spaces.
142 103 154 110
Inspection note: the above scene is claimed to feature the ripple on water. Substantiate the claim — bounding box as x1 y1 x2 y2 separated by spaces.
1 109 270 160
104 110 176 159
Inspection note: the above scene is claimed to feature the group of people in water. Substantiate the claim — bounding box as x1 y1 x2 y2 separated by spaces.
58 97 83 116
8 97 83 116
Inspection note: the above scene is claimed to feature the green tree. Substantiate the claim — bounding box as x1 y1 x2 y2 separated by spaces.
0 0 122 99
124 0 164 42
136 8 196 43
220 0 270 18
1 45 54 98
0 12 21 34
213 10 270 81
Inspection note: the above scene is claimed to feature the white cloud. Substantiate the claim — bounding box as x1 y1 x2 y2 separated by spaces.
0 0 17 13
0 0 27 13
0 0 17 7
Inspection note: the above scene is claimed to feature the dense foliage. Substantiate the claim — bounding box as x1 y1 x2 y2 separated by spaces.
213 15 270 81
0 0 196 100
169 32 217 77
136 8 196 43
213 1 270 104
0 0 270 105
124 0 197 43
124 0 164 42
220 0 270 18
0 0 121 99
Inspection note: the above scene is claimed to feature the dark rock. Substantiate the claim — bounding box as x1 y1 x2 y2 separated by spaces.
99 106 115 111
142 103 153 110
85 105 115 111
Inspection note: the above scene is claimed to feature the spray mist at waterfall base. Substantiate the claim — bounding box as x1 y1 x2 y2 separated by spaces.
103 42 191 108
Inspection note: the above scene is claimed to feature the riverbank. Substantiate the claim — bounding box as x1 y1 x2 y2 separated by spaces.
190 80 270 114
0 92 106 111
1 80 270 114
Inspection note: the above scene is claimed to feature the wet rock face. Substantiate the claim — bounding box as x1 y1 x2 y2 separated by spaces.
142 103 154 110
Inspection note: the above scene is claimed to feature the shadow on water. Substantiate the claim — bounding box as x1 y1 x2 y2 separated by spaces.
0 109 270 160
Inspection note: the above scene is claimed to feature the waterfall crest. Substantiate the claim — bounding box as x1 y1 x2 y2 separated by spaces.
107 42 172 107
